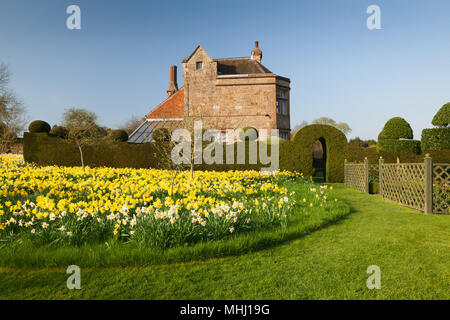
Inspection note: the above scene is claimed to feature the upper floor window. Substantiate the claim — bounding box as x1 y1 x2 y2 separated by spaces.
196 61 203 70
276 88 289 115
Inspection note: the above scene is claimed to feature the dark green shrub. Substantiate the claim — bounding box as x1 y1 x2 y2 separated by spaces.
377 139 421 154
239 127 258 141
432 103 450 127
108 129 128 142
280 124 348 182
49 126 68 138
369 181 380 194
152 128 171 142
28 120 51 133
421 127 450 151
379 117 413 139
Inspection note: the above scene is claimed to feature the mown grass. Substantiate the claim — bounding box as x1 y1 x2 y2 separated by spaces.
0 184 449 299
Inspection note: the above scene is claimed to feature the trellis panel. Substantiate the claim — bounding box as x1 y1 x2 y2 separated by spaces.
381 163 425 211
433 164 449 214
344 163 366 193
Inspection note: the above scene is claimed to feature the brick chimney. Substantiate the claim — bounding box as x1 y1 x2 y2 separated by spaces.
251 41 262 63
166 65 178 97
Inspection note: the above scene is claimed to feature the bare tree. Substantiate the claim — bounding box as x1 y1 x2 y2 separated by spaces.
291 121 308 134
121 115 146 135
62 108 106 172
0 63 27 153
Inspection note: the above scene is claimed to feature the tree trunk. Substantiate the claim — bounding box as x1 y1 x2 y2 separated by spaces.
77 143 85 172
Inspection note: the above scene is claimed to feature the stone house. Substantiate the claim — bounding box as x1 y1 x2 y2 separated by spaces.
128 41 291 143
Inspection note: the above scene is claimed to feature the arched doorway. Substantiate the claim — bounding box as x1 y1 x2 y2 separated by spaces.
312 138 326 182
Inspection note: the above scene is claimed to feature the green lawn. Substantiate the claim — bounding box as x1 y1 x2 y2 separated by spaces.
1 184 449 299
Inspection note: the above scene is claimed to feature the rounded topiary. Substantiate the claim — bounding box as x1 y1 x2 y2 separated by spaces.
28 120 51 133
152 128 171 142
432 103 450 127
50 126 68 138
108 129 128 142
239 127 258 141
379 117 413 140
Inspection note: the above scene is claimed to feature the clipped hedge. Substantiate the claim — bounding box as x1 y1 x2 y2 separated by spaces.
24 132 163 169
23 132 276 171
280 124 348 182
108 129 128 142
421 127 450 151
377 139 421 154
346 144 450 164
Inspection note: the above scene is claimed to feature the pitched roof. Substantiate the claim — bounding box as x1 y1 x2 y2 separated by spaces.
146 87 184 119
215 57 273 75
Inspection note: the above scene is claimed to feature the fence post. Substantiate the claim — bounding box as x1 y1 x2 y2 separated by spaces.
379 157 384 197
344 159 347 187
424 154 433 214
364 157 369 194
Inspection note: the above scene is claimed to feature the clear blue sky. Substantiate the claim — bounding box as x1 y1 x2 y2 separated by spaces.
1 0 449 140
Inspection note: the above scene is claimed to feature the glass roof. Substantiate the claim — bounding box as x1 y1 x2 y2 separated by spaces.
127 120 183 144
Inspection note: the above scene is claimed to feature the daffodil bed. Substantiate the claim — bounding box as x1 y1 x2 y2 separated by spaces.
0 155 349 266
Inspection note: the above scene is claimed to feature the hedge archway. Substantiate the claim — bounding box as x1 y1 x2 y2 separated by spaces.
280 124 348 182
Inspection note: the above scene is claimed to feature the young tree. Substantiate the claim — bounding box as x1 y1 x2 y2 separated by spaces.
0 63 27 153
62 108 105 172
312 117 352 135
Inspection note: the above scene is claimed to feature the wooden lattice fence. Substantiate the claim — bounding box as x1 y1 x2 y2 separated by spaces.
344 155 449 214
432 164 449 214
344 158 368 193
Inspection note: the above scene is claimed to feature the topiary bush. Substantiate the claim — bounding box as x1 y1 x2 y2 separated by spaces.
28 120 51 133
108 129 128 142
378 117 413 140
49 126 68 138
432 103 450 127
280 124 348 182
421 127 450 151
152 128 171 142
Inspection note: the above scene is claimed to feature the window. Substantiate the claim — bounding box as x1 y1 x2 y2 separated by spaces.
282 101 287 115
196 61 203 70
278 131 289 140
276 88 289 115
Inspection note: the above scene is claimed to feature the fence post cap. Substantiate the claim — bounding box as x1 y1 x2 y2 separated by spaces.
379 156 383 159
425 153 431 158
